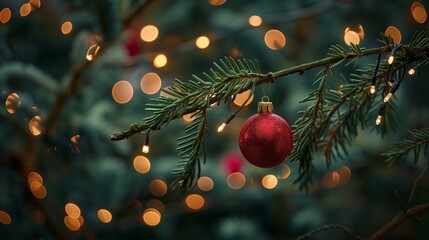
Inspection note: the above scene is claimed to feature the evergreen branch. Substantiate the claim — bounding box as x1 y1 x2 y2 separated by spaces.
382 128 429 166
112 45 408 141
111 42 429 191
171 110 207 192
297 224 364 240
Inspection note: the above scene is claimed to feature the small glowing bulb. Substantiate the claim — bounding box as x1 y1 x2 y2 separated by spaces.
408 68 416 75
217 123 226 132
388 55 394 64
370 85 376 94
375 115 382 125
142 144 149 154
383 93 393 103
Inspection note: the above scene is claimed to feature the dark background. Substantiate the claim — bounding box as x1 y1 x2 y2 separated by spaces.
1 0 429 239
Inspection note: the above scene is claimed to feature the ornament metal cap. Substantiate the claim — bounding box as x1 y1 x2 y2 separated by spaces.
257 96 273 113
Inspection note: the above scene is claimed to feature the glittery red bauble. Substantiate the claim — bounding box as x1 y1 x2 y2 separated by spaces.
239 112 293 168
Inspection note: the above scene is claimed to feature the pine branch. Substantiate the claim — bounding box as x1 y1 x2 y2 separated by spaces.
382 128 429 166
171 110 207 191
111 35 429 191
111 45 399 141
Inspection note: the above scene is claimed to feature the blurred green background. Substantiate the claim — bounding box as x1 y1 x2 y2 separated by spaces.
1 0 429 239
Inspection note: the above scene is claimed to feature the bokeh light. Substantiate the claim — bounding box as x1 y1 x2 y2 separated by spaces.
112 80 133 104
385 26 401 44
208 0 226 6
322 171 340 189
86 44 100 61
411 2 427 23
61 21 73 35
262 175 278 189
196 36 210 49
185 194 205 210
343 28 360 46
142 208 161 226
140 72 162 95
140 25 159 42
29 116 43 136
29 0 41 9
5 93 21 114
31 184 47 199
197 176 214 191
264 29 286 50
153 54 168 68
64 216 81 231
182 113 195 122
149 179 168 197
227 172 246 189
97 209 112 223
70 135 80 154
233 90 253 106
133 156 151 174
147 199 165 213
337 165 351 185
248 15 262 27
20 3 31 17
65 203 81 219
0 211 11 225
277 164 291 179
0 8 12 24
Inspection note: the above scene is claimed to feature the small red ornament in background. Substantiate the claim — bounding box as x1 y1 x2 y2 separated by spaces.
123 30 140 57
239 97 293 168
221 152 244 174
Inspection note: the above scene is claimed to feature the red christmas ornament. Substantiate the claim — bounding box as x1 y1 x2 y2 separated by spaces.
123 30 140 57
239 98 293 168
221 152 244 174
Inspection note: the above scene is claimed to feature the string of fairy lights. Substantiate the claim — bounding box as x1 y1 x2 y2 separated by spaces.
0 0 428 232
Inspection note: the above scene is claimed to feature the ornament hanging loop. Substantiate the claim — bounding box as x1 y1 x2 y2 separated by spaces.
258 96 273 113
261 96 270 102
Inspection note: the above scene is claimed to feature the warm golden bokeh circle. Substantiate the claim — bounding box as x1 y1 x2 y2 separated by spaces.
112 80 133 104
140 25 159 42
385 26 402 44
140 73 162 95
264 29 286 50
185 194 205 210
227 172 246 189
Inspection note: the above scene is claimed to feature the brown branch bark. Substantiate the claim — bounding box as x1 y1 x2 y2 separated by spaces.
407 165 429 208
369 202 429 240
110 45 397 141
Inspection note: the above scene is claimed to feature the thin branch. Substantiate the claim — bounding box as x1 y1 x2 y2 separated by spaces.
369 202 429 240
297 224 364 240
111 45 415 141
407 164 429 208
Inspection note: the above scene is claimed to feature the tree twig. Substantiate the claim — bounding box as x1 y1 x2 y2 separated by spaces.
369 202 429 240
297 224 364 240
407 164 429 208
112 45 426 141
